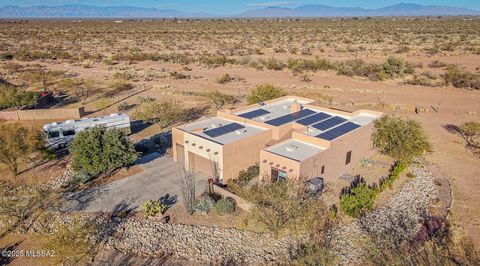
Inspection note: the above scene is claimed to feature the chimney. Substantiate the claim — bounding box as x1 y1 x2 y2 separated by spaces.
290 100 301 113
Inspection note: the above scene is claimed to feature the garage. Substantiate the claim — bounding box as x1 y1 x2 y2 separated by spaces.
189 152 218 177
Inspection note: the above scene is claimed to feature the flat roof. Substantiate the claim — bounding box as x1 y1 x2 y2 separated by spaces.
266 139 326 162
235 98 314 124
302 111 377 140
178 116 268 145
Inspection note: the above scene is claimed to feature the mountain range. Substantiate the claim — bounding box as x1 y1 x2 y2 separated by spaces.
0 3 479 18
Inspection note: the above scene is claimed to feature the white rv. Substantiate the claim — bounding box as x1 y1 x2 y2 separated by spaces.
43 113 131 149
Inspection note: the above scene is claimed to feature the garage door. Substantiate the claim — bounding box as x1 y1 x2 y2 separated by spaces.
176 144 185 164
191 153 217 177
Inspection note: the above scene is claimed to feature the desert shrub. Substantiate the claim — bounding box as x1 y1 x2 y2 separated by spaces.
260 57 286 70
69 127 138 178
214 197 236 215
287 57 332 73
372 115 431 163
0 52 14 61
339 177 377 217
134 100 186 128
335 57 409 81
137 96 155 103
43 217 97 265
442 66 480 90
237 163 259 186
109 79 133 92
216 73 234 84
243 181 328 237
103 58 115 65
94 98 113 110
194 196 215 214
202 90 236 110
364 221 480 266
197 54 234 67
142 200 168 217
428 60 447 68
247 84 286 104
0 84 38 110
117 102 132 112
169 71 189 79
458 121 480 155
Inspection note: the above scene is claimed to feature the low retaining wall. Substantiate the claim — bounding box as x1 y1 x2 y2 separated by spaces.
213 184 253 212
0 107 85 120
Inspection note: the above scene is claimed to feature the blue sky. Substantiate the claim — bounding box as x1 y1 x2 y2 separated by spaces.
1 1 479 14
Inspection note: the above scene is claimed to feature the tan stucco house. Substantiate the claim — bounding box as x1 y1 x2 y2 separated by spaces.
172 96 382 184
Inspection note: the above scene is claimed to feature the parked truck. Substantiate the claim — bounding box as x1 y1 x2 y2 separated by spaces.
43 113 131 149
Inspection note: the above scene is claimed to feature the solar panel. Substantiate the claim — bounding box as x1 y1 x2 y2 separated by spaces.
238 109 270 119
316 122 360 141
203 123 245 138
311 116 347 131
296 112 332 126
265 109 316 126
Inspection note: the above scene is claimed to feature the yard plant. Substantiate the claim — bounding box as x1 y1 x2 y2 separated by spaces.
372 115 432 163
69 127 138 178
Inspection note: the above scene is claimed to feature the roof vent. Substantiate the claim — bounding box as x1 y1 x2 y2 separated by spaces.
286 145 298 152
65 120 74 124
235 129 247 134
307 127 316 133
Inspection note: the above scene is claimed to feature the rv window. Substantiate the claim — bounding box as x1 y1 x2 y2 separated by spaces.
62 130 75 137
48 131 60 139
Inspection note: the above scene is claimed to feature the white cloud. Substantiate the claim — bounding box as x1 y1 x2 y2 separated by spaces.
247 2 296 8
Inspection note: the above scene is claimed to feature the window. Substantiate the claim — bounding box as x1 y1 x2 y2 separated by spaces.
321 165 325 175
62 130 75 137
346 151 352 165
47 131 59 139
271 168 287 182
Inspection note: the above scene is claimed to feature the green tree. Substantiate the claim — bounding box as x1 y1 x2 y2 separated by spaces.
134 100 186 128
0 123 46 175
247 84 286 104
0 84 38 110
372 115 432 163
69 127 137 178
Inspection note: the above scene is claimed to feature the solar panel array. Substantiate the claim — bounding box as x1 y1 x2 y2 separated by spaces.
311 116 347 131
265 109 316 126
296 112 332 126
238 109 270 119
203 123 245 138
316 122 360 141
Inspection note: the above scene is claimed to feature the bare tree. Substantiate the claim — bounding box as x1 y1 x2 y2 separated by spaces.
178 167 196 215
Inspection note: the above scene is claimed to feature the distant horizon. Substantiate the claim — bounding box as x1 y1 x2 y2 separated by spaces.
0 1 479 15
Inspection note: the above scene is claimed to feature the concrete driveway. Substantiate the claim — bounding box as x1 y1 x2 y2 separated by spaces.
62 154 208 212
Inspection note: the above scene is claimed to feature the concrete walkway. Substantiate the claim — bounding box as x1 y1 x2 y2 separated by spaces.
62 154 207 212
